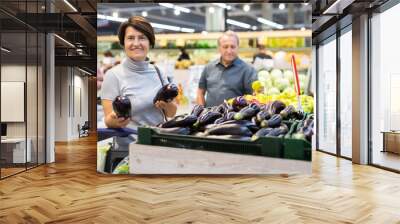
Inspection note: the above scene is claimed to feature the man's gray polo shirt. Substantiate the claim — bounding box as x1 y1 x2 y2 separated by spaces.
198 58 257 107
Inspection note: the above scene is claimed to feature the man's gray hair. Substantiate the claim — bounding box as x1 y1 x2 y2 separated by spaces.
218 30 239 46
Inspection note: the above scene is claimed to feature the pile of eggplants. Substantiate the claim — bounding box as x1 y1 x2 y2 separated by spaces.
154 96 314 142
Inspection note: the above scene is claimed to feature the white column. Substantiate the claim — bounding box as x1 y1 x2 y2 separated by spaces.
261 4 273 30
352 14 369 164
206 7 225 32
46 33 55 163
287 4 294 29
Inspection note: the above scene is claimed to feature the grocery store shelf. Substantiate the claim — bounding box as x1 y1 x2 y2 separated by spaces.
98 30 312 42
99 48 311 55
150 47 311 52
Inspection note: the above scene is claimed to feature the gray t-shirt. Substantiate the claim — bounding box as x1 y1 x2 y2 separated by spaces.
101 58 169 129
198 58 257 107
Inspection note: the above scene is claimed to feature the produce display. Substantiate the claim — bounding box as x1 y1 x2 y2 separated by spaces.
243 68 314 113
153 97 314 143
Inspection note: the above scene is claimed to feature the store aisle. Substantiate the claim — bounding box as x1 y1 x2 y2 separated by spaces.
0 135 399 223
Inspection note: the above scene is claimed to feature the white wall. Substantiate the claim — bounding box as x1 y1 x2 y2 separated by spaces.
54 67 89 141
1 64 46 164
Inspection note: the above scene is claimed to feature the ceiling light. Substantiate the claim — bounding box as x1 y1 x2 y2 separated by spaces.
142 11 148 17
226 19 251 29
174 9 180 16
243 4 250 12
97 14 127 23
159 3 174 9
112 12 119 18
180 28 195 33
63 0 77 12
252 26 257 31
257 17 284 29
174 5 191 13
159 3 190 13
279 3 285 10
98 13 192 33
151 22 181 32
208 7 215 13
1 47 11 53
213 3 231 10
54 34 75 48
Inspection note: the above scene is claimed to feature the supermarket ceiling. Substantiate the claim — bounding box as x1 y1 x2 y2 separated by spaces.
0 0 97 74
311 0 389 43
97 3 312 35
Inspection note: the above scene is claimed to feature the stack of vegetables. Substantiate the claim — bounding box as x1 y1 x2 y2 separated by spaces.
244 68 314 113
153 96 313 143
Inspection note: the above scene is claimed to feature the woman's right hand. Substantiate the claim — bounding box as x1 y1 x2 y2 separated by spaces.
105 111 130 128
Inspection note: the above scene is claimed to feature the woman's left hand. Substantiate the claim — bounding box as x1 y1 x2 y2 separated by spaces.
154 100 168 110
154 100 177 118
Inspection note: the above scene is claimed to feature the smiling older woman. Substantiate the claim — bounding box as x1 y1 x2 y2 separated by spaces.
101 16 177 129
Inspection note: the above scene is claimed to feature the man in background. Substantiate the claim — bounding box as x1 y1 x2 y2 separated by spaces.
196 30 257 107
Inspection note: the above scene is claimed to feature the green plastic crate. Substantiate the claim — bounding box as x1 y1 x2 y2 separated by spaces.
137 127 311 161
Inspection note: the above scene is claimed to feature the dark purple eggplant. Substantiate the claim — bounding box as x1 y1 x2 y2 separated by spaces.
206 135 251 141
154 127 191 135
266 124 288 137
280 105 297 119
160 114 198 128
269 100 286 115
260 114 282 128
225 111 236 121
248 103 261 113
153 83 179 104
213 117 226 124
256 110 272 122
232 96 248 112
190 104 204 117
112 95 131 118
199 107 212 117
221 101 234 112
216 120 259 133
260 102 272 112
251 128 274 141
194 111 222 127
211 104 226 114
234 105 258 120
205 123 253 136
